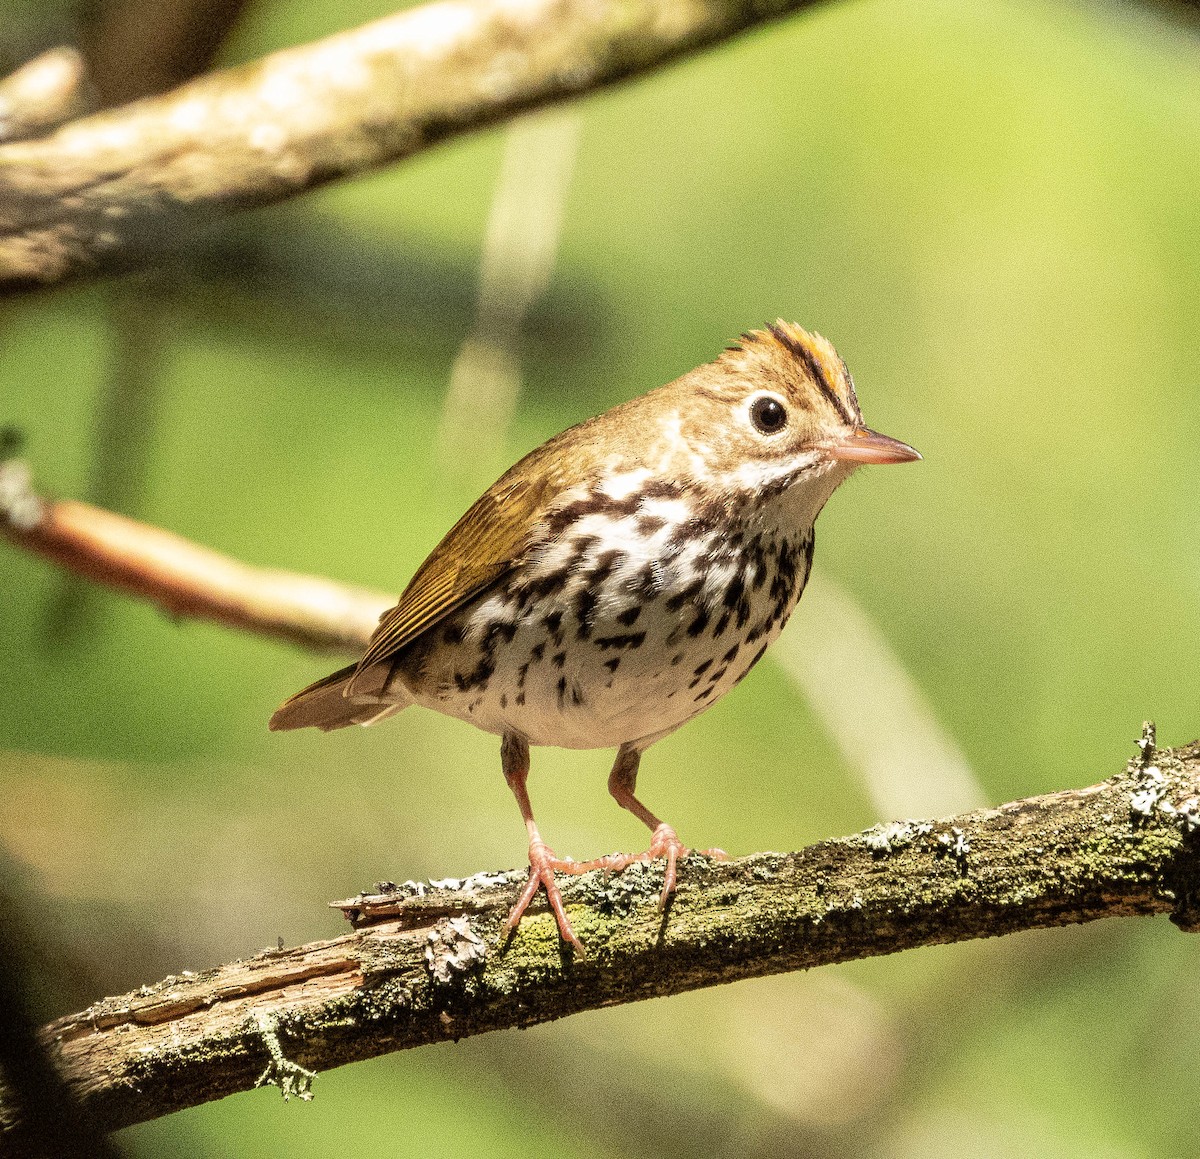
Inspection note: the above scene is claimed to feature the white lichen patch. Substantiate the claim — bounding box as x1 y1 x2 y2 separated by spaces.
372 868 524 899
1130 766 1168 820
857 818 968 869
1127 747 1200 836
858 819 934 854
936 827 971 861
1158 796 1200 834
432 869 525 893
425 916 488 984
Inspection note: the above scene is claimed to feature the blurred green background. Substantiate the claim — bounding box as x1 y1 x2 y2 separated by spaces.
3 0 1200 1155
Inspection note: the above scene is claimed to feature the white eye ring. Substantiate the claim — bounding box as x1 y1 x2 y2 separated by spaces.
747 392 788 435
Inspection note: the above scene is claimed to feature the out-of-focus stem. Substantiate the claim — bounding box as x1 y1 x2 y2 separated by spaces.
0 458 389 653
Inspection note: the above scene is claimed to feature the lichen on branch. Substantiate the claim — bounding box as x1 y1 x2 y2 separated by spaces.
3 734 1197 1150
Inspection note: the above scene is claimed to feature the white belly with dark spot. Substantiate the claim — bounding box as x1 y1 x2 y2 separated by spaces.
400 498 813 750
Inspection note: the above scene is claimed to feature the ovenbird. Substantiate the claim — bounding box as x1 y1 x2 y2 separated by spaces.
271 322 919 953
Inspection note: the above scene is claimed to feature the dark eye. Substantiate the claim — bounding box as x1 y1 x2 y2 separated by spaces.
750 395 787 434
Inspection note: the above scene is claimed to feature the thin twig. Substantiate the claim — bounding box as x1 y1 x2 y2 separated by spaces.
437 107 580 480
0 0 825 294
2 736 1196 1148
0 456 389 653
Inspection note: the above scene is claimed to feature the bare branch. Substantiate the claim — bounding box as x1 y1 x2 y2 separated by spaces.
0 456 388 653
0 0 824 294
1 735 1196 1148
0 49 92 145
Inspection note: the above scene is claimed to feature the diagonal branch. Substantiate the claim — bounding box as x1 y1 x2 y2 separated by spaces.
0 0 825 295
3 733 1197 1149
0 454 389 653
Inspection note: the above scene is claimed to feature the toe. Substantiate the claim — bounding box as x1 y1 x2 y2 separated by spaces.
504 870 544 936
507 848 586 956
659 842 680 909
540 871 586 958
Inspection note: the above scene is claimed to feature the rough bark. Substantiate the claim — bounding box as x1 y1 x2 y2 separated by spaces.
0 0 823 295
2 733 1197 1151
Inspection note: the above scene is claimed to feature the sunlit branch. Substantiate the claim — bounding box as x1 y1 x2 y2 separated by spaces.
1 732 1196 1147
0 0 826 294
0 49 92 145
0 456 388 653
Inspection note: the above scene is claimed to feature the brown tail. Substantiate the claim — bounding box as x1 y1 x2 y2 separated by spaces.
268 661 411 732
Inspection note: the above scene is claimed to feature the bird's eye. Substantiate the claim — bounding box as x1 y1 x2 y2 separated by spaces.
749 395 788 435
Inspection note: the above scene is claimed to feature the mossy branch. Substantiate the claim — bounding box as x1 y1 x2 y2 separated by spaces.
2 731 1197 1152
0 0 825 295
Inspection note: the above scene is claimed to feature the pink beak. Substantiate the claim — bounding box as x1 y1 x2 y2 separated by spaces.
829 427 921 465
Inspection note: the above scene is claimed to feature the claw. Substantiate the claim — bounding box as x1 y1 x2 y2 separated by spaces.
505 839 587 957
647 823 688 909
505 829 727 953
650 829 729 908
570 825 728 910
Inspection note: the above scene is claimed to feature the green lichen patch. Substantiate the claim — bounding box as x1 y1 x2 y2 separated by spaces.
251 1011 316 1102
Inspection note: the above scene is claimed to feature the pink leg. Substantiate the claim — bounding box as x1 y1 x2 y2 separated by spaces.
590 743 727 909
501 733 586 956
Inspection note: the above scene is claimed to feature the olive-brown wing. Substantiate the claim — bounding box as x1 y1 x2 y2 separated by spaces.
345 472 553 692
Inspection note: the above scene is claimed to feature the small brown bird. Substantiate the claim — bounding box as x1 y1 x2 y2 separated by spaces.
271 322 919 953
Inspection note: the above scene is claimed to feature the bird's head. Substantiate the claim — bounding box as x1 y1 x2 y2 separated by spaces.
662 321 920 512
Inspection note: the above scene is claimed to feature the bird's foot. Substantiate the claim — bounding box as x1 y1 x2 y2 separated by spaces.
505 829 728 954
575 824 728 910
505 838 587 957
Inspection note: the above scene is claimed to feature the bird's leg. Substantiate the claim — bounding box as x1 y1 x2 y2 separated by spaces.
501 731 586 956
579 743 727 908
